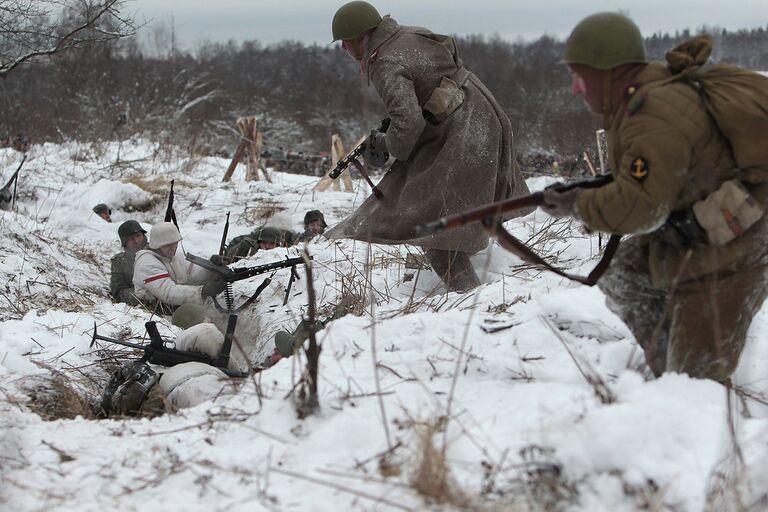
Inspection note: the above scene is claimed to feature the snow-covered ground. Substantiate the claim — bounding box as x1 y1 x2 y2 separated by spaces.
1 141 766 511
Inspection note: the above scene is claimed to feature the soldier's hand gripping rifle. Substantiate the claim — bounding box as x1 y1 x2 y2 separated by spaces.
415 174 621 286
328 118 391 199
187 253 312 312
90 316 248 378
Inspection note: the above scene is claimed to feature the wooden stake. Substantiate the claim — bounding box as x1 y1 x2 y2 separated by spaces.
222 116 270 183
222 138 248 183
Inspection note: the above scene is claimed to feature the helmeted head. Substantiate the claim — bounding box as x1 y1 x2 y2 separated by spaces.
274 331 296 357
93 203 112 222
563 12 647 71
332 1 382 42
148 222 182 251
118 220 147 251
303 210 327 235
171 303 207 330
257 226 283 250
564 12 647 115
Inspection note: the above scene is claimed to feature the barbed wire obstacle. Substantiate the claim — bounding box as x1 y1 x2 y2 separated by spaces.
222 116 271 183
314 134 357 193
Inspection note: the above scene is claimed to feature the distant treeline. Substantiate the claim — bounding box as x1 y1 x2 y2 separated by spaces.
1 26 766 162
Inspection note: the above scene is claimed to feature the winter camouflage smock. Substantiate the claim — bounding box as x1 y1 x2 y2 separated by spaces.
576 62 768 287
326 17 530 252
133 249 215 308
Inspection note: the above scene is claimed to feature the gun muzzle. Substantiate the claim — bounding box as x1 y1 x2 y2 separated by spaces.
328 165 344 180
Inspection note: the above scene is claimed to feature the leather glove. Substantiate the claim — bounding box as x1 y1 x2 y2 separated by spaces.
201 279 227 298
209 254 225 267
363 130 389 168
541 185 581 218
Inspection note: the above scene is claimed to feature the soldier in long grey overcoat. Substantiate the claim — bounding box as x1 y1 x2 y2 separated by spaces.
326 1 531 291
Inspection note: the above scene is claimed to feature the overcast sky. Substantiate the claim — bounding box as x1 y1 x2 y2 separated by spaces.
129 0 767 50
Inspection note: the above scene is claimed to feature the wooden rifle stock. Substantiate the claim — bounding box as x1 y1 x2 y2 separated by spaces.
416 192 544 236
414 174 618 286
415 174 613 236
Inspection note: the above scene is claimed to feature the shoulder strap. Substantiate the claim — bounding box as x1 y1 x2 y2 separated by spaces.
485 221 621 286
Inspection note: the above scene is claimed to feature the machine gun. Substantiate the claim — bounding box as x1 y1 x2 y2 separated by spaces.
328 118 390 199
187 252 311 312
90 315 247 378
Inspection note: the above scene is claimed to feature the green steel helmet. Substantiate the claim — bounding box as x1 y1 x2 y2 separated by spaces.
257 226 283 246
93 203 111 215
303 210 327 227
332 1 382 42
564 12 647 70
274 331 296 357
117 220 147 247
172 303 207 330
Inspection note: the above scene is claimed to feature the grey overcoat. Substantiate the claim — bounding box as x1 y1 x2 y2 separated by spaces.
326 17 530 252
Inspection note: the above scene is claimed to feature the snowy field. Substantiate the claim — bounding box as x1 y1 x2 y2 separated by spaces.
1 140 766 511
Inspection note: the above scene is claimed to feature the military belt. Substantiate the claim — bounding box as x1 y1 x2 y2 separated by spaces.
658 208 708 247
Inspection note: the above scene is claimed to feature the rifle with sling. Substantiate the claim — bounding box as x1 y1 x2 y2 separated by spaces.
0 154 26 207
90 316 247 378
415 174 621 286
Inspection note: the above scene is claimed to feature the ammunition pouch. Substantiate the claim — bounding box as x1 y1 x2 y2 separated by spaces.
423 67 471 124
692 179 764 245
658 179 764 247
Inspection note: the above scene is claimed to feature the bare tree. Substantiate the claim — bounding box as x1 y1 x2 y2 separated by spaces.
0 0 137 78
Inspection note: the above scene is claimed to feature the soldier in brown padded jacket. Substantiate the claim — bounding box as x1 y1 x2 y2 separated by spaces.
541 12 768 382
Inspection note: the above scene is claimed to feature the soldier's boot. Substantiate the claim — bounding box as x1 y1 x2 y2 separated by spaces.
425 249 481 293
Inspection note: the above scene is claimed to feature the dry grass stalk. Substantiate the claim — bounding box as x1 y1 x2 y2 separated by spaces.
408 418 469 508
544 317 616 404
271 467 415 511
24 371 97 421
295 248 321 418
367 242 393 450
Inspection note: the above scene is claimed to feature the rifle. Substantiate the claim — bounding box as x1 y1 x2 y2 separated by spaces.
415 174 620 286
328 118 390 199
90 316 247 378
164 179 180 232
0 154 26 207
219 212 231 257
416 174 614 236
